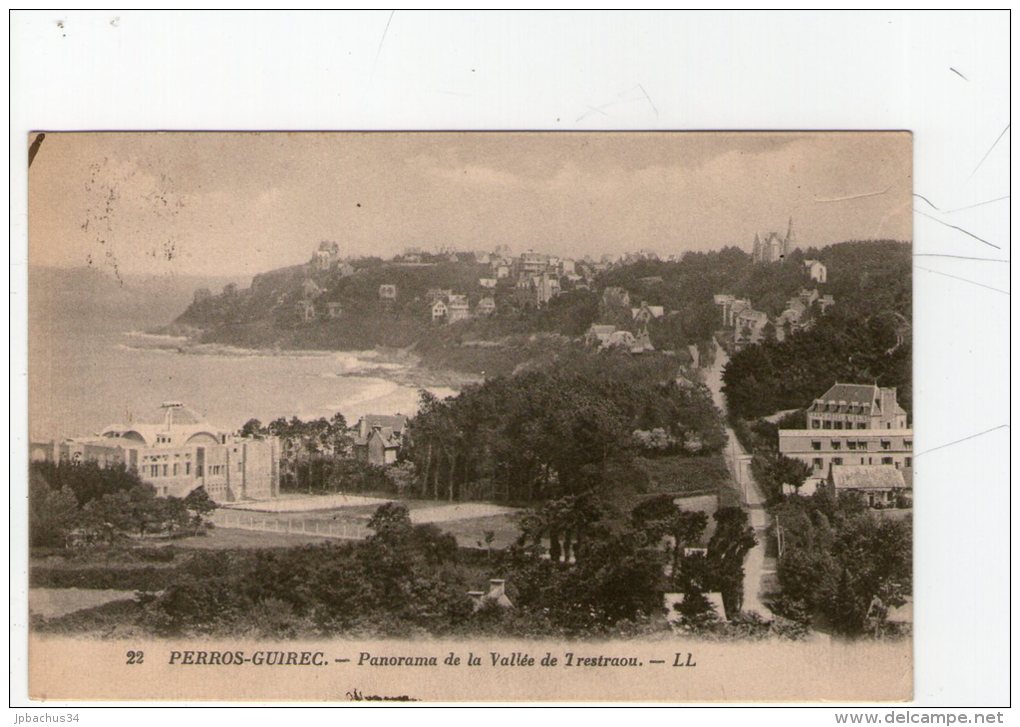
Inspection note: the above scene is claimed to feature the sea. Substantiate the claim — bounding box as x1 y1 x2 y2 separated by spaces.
27 272 456 441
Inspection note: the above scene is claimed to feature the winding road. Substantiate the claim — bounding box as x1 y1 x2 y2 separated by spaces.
699 342 774 618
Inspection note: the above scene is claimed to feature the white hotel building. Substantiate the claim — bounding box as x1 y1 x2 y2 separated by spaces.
779 383 913 492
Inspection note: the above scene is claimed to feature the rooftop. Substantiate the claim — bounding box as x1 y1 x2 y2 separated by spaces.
97 401 227 448
815 383 881 407
830 464 907 490
358 414 408 432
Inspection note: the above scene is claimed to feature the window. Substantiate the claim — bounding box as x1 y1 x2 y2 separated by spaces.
812 458 823 470
834 421 844 430
811 420 820 429
858 423 866 429
881 440 891 450
811 441 821 451
847 441 857 450
162 464 168 477
858 441 868 450
197 465 204 477
823 421 831 430
882 457 893 465
904 440 912 449
185 462 191 475
833 457 843 465
905 457 912 468
831 440 841 450
172 463 179 476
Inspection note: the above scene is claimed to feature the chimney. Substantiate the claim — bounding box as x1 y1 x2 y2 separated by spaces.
486 579 513 608
467 590 486 611
879 387 897 415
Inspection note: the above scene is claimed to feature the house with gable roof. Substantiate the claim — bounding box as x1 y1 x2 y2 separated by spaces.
828 464 908 508
351 414 409 466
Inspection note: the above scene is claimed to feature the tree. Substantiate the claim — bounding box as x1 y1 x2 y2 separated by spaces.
29 473 79 548
828 513 912 637
753 453 812 502
482 530 496 560
707 507 757 616
776 544 837 614
770 484 912 637
326 412 354 457
239 418 265 439
830 567 868 636
79 491 135 545
519 494 605 563
675 585 719 630
367 502 413 544
31 460 144 508
772 455 812 495
183 486 217 532
631 496 708 575
384 461 416 495
160 497 193 536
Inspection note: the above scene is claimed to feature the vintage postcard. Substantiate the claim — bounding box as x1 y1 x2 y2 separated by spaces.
25 131 913 701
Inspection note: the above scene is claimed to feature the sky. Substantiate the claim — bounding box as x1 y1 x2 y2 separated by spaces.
28 131 911 278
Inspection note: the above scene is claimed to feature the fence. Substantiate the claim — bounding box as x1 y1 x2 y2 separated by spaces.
211 509 368 541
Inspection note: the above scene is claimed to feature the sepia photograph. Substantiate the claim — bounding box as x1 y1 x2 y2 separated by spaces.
25 130 916 701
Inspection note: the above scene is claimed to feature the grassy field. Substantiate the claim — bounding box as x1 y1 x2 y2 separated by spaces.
221 493 392 512
427 513 521 550
635 453 734 495
170 527 335 550
209 498 522 548
29 588 137 619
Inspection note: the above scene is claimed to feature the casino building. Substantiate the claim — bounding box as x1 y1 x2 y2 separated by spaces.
30 401 281 503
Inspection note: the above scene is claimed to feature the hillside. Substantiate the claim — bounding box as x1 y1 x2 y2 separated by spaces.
721 240 912 419
165 240 910 379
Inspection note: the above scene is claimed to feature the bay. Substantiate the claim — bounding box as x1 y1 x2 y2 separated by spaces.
27 268 453 441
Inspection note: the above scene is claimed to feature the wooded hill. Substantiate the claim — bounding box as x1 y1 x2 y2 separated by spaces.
168 240 910 382
721 240 912 420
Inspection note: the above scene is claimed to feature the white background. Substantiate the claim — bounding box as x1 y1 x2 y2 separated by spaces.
8 9 1012 717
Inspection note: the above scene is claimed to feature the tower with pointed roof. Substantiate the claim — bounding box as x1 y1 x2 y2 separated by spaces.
751 218 798 263
784 216 796 257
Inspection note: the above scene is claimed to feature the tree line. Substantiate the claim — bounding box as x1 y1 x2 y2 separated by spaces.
402 351 726 503
722 309 912 421
769 489 912 638
131 496 766 639
228 347 727 505
30 461 216 549
721 240 912 421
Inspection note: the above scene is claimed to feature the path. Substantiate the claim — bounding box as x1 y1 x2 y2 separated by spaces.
698 341 774 618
